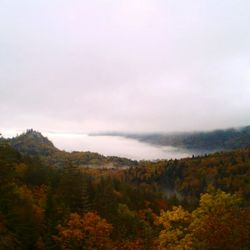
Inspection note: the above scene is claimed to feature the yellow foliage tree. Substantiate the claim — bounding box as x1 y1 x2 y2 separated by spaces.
157 190 250 250
190 190 249 249
157 206 193 250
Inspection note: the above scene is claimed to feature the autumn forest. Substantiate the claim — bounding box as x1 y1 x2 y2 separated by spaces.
0 130 249 249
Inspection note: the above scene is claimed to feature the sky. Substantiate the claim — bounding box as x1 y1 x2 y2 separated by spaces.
1 0 250 135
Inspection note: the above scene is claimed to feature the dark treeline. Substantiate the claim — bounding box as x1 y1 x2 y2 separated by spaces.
99 125 250 151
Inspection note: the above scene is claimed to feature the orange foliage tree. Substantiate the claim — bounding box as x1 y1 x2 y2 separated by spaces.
54 212 113 250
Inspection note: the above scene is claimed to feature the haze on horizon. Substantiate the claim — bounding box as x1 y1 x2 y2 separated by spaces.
1 0 250 134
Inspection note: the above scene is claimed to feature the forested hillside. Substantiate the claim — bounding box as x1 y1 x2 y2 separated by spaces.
126 148 250 206
0 132 250 249
5 129 137 169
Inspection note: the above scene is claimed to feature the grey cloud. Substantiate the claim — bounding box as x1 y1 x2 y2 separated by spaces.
1 0 250 133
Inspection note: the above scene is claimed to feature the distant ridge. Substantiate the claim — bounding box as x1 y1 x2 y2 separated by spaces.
92 125 250 152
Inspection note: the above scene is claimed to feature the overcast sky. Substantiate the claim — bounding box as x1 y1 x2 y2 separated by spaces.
1 0 250 134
